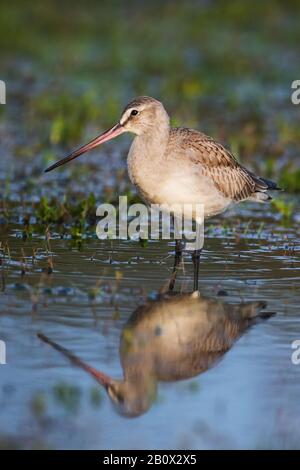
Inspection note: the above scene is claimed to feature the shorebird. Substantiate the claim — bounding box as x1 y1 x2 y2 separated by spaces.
38 291 274 417
45 96 280 290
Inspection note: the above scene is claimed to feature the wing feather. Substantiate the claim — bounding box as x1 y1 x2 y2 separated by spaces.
169 128 267 201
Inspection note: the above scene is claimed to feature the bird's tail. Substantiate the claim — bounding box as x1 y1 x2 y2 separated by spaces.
259 177 282 191
248 174 282 202
249 175 282 202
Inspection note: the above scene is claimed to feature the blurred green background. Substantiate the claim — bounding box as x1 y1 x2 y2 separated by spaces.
1 0 300 185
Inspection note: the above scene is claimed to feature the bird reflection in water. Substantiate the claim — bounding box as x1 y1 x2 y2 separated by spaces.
38 291 274 418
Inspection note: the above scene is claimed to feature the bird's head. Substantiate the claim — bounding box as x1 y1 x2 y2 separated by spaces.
106 377 157 418
44 96 169 173
119 96 169 135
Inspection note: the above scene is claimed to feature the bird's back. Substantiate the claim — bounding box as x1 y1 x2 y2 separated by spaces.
167 127 280 204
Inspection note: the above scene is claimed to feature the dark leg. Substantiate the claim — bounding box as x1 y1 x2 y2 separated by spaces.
191 249 201 291
168 239 183 292
168 240 183 291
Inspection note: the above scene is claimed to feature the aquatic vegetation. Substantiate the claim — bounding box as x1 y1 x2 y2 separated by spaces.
34 193 97 232
279 165 300 193
271 198 296 223
53 382 81 414
90 387 103 408
31 392 47 418
34 90 101 146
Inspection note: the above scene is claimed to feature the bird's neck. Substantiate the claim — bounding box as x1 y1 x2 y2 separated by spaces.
127 119 170 202
134 121 170 157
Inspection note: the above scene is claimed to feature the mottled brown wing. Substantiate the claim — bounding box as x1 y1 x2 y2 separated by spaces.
172 128 267 201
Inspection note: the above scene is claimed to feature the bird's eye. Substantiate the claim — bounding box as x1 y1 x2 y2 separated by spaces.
131 109 139 116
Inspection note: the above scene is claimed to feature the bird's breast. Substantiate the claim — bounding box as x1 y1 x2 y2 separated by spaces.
127 138 167 205
127 141 231 217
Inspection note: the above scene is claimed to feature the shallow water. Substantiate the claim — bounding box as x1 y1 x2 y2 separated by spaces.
0 204 299 449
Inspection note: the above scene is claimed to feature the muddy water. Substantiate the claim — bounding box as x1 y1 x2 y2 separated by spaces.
0 204 300 449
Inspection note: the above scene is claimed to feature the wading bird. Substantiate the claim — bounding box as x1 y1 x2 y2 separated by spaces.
45 96 280 290
38 291 274 417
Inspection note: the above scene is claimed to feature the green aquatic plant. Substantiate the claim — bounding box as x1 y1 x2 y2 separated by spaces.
34 91 101 146
31 392 47 418
90 387 103 408
34 193 97 228
53 382 81 414
139 238 148 248
21 221 33 241
35 196 64 225
271 198 295 223
279 165 300 193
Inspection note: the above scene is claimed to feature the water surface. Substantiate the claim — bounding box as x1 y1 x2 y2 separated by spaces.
1 206 299 449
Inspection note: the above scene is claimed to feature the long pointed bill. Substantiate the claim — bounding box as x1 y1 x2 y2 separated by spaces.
37 332 113 389
45 123 124 173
